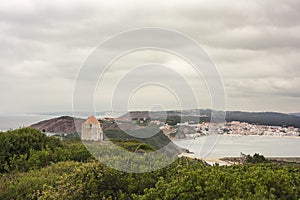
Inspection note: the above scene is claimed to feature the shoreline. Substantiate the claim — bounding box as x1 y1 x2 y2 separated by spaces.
179 152 300 166
174 134 300 159
178 153 237 166
173 134 300 142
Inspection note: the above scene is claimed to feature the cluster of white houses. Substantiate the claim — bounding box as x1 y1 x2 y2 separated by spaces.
160 121 300 139
80 115 300 141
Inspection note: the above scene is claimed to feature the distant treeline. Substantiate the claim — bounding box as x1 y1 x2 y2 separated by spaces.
150 109 300 128
225 111 300 128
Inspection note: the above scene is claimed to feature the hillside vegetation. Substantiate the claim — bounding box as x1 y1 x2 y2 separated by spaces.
0 128 299 199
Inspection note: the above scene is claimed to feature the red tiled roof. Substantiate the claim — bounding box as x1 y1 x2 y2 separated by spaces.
84 115 100 125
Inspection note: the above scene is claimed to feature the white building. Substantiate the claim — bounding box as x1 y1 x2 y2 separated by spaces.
81 115 103 141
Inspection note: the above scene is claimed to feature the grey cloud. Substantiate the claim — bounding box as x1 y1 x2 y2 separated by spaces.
0 0 300 113
226 77 300 98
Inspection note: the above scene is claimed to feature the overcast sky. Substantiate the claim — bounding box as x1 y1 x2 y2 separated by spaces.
1 0 300 114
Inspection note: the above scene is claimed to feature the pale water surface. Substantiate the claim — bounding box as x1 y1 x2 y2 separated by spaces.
0 114 55 131
173 135 300 158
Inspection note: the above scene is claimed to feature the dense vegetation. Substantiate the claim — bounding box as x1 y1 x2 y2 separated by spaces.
111 139 155 153
1 158 299 199
104 127 177 151
0 128 93 173
0 128 299 199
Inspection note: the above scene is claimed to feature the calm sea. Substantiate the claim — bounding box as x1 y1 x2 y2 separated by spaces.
0 114 56 131
174 135 300 158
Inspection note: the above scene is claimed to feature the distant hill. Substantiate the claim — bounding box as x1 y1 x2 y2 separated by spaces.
31 116 143 133
289 113 300 117
31 109 300 135
30 115 182 154
197 110 300 128
31 116 85 133
225 111 300 128
122 109 300 128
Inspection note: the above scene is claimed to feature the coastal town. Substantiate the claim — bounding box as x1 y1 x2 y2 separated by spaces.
32 113 300 141
159 120 300 139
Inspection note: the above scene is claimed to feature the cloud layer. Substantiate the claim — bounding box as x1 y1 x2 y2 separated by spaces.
1 0 300 113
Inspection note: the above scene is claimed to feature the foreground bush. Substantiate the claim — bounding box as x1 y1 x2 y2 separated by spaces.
0 159 299 199
0 128 299 199
0 128 93 173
